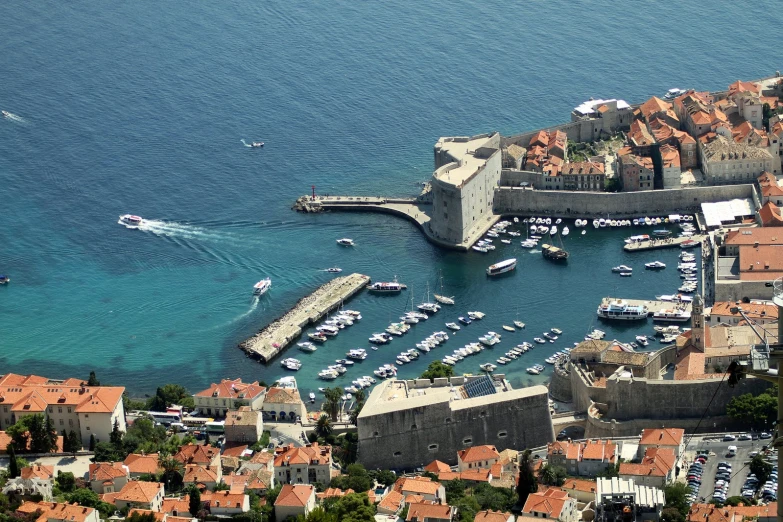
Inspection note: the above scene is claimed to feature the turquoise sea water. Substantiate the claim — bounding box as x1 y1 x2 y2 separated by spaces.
0 2 780 400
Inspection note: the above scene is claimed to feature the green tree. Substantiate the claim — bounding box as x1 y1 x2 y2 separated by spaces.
323 388 343 422
597 462 620 478
329 464 372 493
316 415 333 438
296 507 337 522
473 482 517 511
420 361 454 382
324 493 375 522
538 464 567 486
444 479 466 502
56 471 76 493
110 419 123 446
8 444 19 478
188 485 202 517
214 482 230 491
8 414 58 454
663 482 690 516
159 456 184 492
724 496 756 507
661 507 686 522
146 384 194 411
65 430 81 455
126 512 158 522
604 177 621 192
726 385 777 430
92 442 121 463
516 450 538 507
452 495 481 522
65 487 116 517
369 469 397 487
750 454 773 485
87 371 100 387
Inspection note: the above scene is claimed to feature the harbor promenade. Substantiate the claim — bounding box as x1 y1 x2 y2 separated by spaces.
293 195 499 251
623 234 706 252
599 297 692 316
239 272 370 363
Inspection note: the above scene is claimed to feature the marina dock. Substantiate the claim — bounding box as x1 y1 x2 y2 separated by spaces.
599 297 692 316
240 273 371 363
623 234 705 252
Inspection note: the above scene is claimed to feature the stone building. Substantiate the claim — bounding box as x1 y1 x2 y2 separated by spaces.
617 149 655 191
456 445 500 472
274 484 315 521
261 387 306 422
273 443 333 485
357 375 553 470
522 488 579 522
560 161 606 191
0 374 125 448
431 133 502 245
659 144 682 189
88 462 129 494
619 447 675 488
114 481 165 512
699 135 777 184
225 406 263 444
547 439 617 477
192 379 267 417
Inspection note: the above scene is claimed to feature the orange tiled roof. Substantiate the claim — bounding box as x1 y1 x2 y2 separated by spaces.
640 428 684 447
115 481 163 504
264 387 302 405
183 464 217 484
458 445 500 464
522 488 570 519
21 464 54 481
221 445 249 458
274 443 331 467
89 462 128 482
475 510 512 522
194 378 266 400
561 161 605 175
18 502 96 522
174 444 219 466
162 496 191 515
0 375 125 416
758 171 778 187
460 468 491 482
711 301 779 321
395 476 442 496
760 202 783 227
124 454 162 476
725 228 783 246
378 490 404 513
275 484 313 508
728 80 761 96
406 502 454 522
424 460 451 473
561 478 597 494
201 490 247 509
249 450 274 465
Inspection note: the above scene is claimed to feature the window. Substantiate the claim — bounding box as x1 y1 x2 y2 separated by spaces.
85 414 89 418
69 419 73 426
479 411 486 417
48 407 53 413
445 418 452 424
393 451 402 457
411 424 417 430
86 427 90 431
59 419 64 426
58 407 62 413
428 444 438 451
462 437 473 445
497 430 508 438
67 407 72 413
373 431 379 437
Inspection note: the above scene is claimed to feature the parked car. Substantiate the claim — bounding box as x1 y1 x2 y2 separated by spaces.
738 433 752 441
760 432 772 439
723 434 737 441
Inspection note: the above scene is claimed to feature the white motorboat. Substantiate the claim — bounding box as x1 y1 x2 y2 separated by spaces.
645 261 666 269
480 363 497 372
308 332 328 343
369 280 407 293
298 342 318 352
280 358 302 371
562 226 570 236
551 328 563 335
369 333 392 344
656 294 692 303
445 322 461 331
309 392 316 403
620 272 632 277
550 226 558 235
526 367 541 375
326 267 342 273
487 258 517 276
347 348 368 360
119 214 143 227
336 238 355 246
253 278 272 296
318 370 338 380
625 234 650 244
467 311 485 320
612 265 633 272
534 337 546 344
502 325 515 332
514 320 526 329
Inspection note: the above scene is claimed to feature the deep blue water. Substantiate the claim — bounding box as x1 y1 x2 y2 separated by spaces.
0 2 780 401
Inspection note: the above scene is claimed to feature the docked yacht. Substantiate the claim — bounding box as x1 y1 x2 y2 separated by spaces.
534 337 546 344
645 261 666 269
318 369 338 380
445 322 461 331
612 265 633 272
526 367 541 375
458 316 472 325
368 280 407 293
635 335 649 346
543 332 558 341
119 214 143 227
253 278 272 296
298 342 318 353
347 348 368 360
596 299 649 321
652 309 691 322
336 238 355 246
487 258 517 276
480 363 497 372
680 239 700 249
308 332 328 343
369 333 392 344
280 358 302 371
467 311 485 320
309 392 316 403
624 234 650 244
652 229 672 238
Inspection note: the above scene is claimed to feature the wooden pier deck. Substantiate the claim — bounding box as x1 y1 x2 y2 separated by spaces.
623 235 705 252
599 297 692 316
239 273 370 363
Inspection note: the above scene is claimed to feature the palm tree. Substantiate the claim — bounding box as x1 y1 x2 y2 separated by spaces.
323 387 343 422
315 414 333 438
538 464 557 485
353 388 366 407
159 455 184 491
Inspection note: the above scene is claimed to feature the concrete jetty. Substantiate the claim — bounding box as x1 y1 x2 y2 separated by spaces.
239 273 370 363
599 297 692 316
623 234 705 252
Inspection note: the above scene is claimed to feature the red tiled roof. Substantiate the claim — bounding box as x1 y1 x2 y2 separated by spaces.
18 502 96 522
124 454 162 475
406 502 454 522
394 476 442 496
275 484 314 508
562 478 597 494
457 445 500 464
89 462 128 482
21 464 54 481
174 444 219 466
115 481 163 504
424 460 451 473
474 510 512 522
274 443 331 467
760 202 783 227
522 488 570 519
640 428 684 447
724 228 783 246
194 378 266 400
378 490 404 513
128 509 165 522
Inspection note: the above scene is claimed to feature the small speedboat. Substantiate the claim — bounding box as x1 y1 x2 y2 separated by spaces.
298 342 317 352
308 332 328 343
620 272 632 277
502 325 515 332
0 275 9 285
543 332 557 341
645 261 666 269
551 328 562 335
514 321 525 329
612 265 633 273
534 337 546 344
309 392 315 403
480 363 497 372
119 214 143 227
526 367 540 375
251 142 264 148
253 278 272 295
445 322 461 331
326 267 343 273
458 316 472 325
467 311 485 320
336 238 355 246
1 111 10 118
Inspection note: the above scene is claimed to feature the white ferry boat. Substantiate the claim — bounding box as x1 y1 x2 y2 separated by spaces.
253 278 271 295
368 280 406 293
486 258 517 276
119 214 143 227
652 309 691 322
596 299 649 321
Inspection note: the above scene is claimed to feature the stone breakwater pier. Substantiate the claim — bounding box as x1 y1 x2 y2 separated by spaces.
239 273 370 363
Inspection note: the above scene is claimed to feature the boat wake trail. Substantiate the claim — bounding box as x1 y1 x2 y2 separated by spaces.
240 139 252 148
3 112 26 124
199 297 261 333
137 219 231 242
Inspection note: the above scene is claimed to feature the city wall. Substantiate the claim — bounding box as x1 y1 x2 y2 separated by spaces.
357 383 553 471
493 184 754 218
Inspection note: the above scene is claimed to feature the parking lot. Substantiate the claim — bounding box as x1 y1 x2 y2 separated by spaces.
683 433 776 503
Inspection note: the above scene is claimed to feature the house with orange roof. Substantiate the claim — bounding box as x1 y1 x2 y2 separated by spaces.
619 447 675 488
457 444 500 471
315 487 353 504
0 374 125 447
617 149 655 191
393 476 446 503
760 179 783 206
548 439 617 477
424 460 451 474
659 144 682 189
560 478 597 504
261 387 306 422
406 502 456 522
274 484 315 521
459 468 492 484
114 481 165 512
192 378 267 417
17 501 100 522
200 490 250 515
708 300 779 326
239 449 274 474
638 428 685 457
183 464 220 491
377 490 405 516
274 442 333 485
21 464 54 481
224 407 263 444
759 201 783 227
162 496 191 517
688 502 778 522
124 453 162 478
522 487 578 522
88 462 129 494
174 444 221 473
560 161 605 191
475 510 514 522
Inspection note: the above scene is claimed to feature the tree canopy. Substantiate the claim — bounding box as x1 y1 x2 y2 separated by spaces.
323 493 375 522
750 454 773 485
329 463 372 493
663 482 690 517
726 385 777 430
420 361 454 382
516 450 538 507
146 384 194 411
7 414 58 454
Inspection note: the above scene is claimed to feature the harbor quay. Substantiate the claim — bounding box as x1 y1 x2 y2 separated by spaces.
623 234 706 251
239 272 370 363
598 297 692 316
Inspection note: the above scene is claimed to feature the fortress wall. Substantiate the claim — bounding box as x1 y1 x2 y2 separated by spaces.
492 184 754 218
357 387 553 470
549 369 573 403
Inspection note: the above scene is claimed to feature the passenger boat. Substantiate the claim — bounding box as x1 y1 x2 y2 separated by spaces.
596 299 649 321
486 258 517 276
336 238 355 246
368 280 407 293
645 261 666 269
656 294 692 303
624 234 650 244
612 265 633 272
253 278 272 296
119 214 143 227
652 230 672 238
298 342 318 352
652 309 691 322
